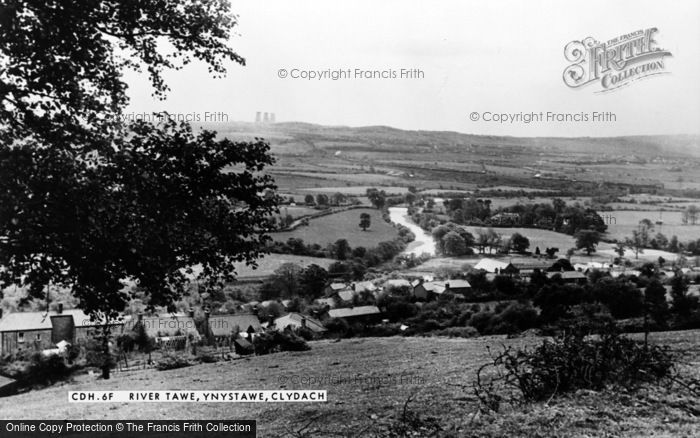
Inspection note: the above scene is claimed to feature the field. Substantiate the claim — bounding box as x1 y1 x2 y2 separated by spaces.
2 331 698 437
462 226 584 253
233 254 335 279
605 210 700 242
272 208 399 248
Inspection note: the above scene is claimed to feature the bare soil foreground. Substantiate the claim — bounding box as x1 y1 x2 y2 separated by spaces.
1 332 699 437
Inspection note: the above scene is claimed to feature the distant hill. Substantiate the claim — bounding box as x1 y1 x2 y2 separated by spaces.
196 121 700 159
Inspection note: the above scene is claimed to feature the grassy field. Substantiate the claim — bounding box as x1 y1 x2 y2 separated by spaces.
1 331 698 437
272 208 399 248
462 226 583 253
233 254 335 279
605 210 700 242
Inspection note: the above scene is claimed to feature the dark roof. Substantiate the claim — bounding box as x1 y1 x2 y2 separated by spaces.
275 313 327 332
328 306 381 319
208 314 262 337
130 314 199 337
0 310 128 332
547 271 587 280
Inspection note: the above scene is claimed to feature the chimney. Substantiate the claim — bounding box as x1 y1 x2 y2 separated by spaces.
57 303 63 314
137 312 143 322
204 309 210 320
255 111 262 123
188 309 195 318
263 112 269 123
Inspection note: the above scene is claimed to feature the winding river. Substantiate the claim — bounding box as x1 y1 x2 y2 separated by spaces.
388 207 436 256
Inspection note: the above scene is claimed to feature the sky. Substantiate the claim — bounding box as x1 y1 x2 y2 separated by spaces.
123 0 700 137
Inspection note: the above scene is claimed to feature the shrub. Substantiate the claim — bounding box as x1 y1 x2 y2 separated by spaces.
434 326 479 338
474 325 676 411
253 330 310 355
156 353 192 371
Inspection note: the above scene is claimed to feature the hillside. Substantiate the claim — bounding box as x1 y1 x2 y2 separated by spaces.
199 121 700 159
1 332 698 437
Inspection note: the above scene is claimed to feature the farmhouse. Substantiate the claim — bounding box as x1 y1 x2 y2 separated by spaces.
328 306 381 322
474 258 518 275
274 313 327 333
127 313 199 340
383 279 413 294
547 271 588 284
490 212 521 225
0 306 129 355
208 314 262 339
352 281 378 295
324 282 349 296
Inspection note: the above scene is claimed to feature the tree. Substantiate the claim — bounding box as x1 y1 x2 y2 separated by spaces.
626 225 650 259
316 193 329 207
682 205 699 225
366 188 386 210
405 192 417 206
332 239 351 261
299 265 328 300
271 263 303 298
644 279 669 327
443 231 467 256
304 194 316 206
509 233 530 253
575 230 600 256
359 213 371 231
0 1 269 379
669 273 699 319
614 242 627 258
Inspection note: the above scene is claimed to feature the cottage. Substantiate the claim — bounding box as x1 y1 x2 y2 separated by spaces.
352 281 378 295
383 279 413 295
0 306 128 355
413 281 446 300
127 313 199 340
274 313 327 333
474 258 512 274
208 314 262 339
328 306 381 322
323 282 349 296
547 271 588 284
444 279 472 295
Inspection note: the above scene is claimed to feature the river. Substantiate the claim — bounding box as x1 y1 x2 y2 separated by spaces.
388 207 436 256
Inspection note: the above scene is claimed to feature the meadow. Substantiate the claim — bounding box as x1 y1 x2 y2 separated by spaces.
1 331 698 437
272 208 399 248
605 209 700 242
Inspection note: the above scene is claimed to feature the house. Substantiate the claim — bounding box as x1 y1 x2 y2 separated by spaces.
328 306 381 322
314 297 337 309
127 313 199 340
0 305 129 355
413 281 446 300
274 313 327 333
444 279 472 295
352 281 377 295
323 282 349 296
490 212 521 225
383 279 413 294
208 314 262 339
337 289 356 302
547 271 588 284
474 258 512 274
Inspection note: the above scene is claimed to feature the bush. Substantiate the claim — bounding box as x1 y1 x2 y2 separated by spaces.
156 353 192 371
253 330 310 355
434 326 479 338
474 325 676 411
3 353 73 387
